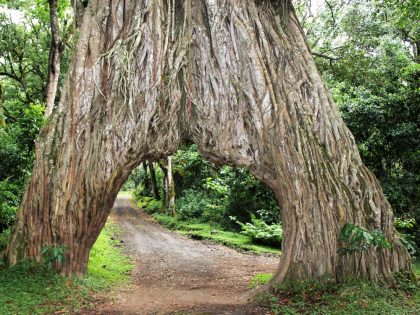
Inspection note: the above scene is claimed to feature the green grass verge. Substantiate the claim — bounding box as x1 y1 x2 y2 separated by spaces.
83 223 134 290
249 265 420 314
0 223 133 315
263 277 420 315
152 213 280 255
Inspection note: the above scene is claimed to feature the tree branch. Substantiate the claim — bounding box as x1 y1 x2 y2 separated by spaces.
311 51 339 61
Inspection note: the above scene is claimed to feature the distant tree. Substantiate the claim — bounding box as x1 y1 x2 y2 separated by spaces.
0 0 71 234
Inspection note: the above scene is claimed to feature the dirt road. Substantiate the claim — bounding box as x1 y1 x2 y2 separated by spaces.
98 196 278 314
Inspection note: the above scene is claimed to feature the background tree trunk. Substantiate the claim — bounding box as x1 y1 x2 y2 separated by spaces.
4 0 412 283
148 160 160 200
142 161 150 194
158 160 169 208
45 0 61 117
167 156 176 216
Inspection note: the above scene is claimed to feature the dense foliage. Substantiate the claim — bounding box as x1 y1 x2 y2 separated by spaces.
132 144 283 247
0 1 71 243
296 0 419 249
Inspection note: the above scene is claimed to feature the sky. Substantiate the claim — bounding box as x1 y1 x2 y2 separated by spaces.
310 0 325 14
0 6 24 23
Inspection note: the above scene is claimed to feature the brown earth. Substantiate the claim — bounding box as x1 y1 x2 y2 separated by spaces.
91 195 279 314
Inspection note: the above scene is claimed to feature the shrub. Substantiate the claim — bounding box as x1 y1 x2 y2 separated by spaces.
0 228 10 253
234 216 282 247
395 217 417 256
135 196 163 214
223 167 280 228
41 244 68 270
0 180 20 232
176 189 214 220
337 223 391 256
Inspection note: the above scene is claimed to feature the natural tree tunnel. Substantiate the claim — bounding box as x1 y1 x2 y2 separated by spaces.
107 186 280 313
2 0 412 285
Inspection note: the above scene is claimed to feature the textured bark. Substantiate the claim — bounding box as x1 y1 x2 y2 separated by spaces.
4 0 412 282
70 0 87 29
45 0 61 117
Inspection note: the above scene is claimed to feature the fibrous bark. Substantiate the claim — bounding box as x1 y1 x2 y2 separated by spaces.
4 0 412 283
70 0 88 29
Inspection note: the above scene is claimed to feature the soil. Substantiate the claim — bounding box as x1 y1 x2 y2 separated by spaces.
92 195 279 314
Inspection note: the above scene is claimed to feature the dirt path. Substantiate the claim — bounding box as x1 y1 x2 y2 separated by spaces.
98 196 278 314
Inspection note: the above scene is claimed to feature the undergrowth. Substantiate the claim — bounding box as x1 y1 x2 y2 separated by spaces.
250 269 420 315
136 196 280 255
269 278 419 314
152 212 280 255
0 223 133 315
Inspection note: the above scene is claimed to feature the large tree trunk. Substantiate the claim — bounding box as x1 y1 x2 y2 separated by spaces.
4 0 412 282
70 0 87 29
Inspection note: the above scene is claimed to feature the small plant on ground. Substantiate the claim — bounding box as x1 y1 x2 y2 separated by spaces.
41 244 68 269
395 217 417 256
338 223 391 273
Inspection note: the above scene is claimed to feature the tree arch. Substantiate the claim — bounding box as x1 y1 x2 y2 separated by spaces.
3 0 412 284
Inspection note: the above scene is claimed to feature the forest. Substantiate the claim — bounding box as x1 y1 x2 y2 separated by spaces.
0 0 419 314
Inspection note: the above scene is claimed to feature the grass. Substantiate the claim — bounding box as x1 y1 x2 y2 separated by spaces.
249 273 273 288
265 277 420 315
83 223 134 290
0 223 133 315
248 263 420 315
152 213 280 255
